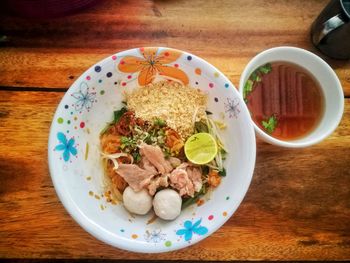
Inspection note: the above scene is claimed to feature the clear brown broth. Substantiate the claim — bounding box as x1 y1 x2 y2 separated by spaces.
245 61 324 140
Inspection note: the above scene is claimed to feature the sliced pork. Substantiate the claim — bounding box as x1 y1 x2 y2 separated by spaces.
168 163 203 197
147 174 169 196
139 156 157 174
169 168 195 197
187 166 202 192
116 164 155 192
140 143 173 174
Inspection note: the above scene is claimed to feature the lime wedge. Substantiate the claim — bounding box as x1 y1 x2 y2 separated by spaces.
184 133 218 164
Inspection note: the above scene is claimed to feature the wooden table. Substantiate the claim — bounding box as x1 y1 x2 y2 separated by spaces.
1 0 349 261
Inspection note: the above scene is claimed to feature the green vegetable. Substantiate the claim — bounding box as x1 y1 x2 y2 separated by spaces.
113 107 127 124
120 136 137 150
181 184 207 209
218 168 226 177
158 129 165 136
132 152 141 163
143 134 152 144
100 107 129 136
154 118 166 127
243 79 254 99
220 148 227 155
262 115 278 134
163 147 171 158
205 110 213 115
195 121 209 133
258 63 272 74
243 63 272 101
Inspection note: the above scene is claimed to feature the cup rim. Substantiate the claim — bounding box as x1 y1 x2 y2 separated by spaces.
238 46 344 148
341 0 350 18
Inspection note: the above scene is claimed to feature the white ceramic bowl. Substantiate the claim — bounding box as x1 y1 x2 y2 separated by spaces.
48 47 256 253
239 46 344 148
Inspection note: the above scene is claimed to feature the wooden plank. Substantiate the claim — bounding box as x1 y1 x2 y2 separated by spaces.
0 0 349 95
0 90 349 260
1 48 349 96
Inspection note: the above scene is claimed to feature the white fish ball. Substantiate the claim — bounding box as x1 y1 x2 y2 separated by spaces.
153 189 182 220
123 186 152 215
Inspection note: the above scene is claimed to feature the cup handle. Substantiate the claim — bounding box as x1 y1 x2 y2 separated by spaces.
314 14 346 44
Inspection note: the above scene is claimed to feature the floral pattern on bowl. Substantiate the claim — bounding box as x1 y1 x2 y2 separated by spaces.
48 47 256 253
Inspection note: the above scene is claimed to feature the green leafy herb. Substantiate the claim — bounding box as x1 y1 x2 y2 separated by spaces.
113 107 128 124
195 121 209 133
243 63 272 101
262 114 278 134
205 110 213 115
243 79 254 100
219 168 226 177
251 71 258 81
258 63 272 74
100 107 128 135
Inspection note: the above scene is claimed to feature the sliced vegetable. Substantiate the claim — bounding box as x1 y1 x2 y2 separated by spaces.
195 121 209 133
181 184 207 209
184 133 218 165
100 152 129 170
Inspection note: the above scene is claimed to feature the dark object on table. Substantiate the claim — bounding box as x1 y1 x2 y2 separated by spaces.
2 0 100 19
311 0 350 59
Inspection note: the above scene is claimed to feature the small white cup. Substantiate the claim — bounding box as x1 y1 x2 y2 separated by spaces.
239 46 344 148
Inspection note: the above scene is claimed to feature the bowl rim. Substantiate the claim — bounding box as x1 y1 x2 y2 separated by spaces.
238 46 344 148
48 46 257 253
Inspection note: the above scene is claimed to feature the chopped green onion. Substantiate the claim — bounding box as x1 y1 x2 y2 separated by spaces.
154 118 166 127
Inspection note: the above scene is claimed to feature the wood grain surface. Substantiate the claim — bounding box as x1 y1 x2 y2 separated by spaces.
0 0 349 93
0 0 349 261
